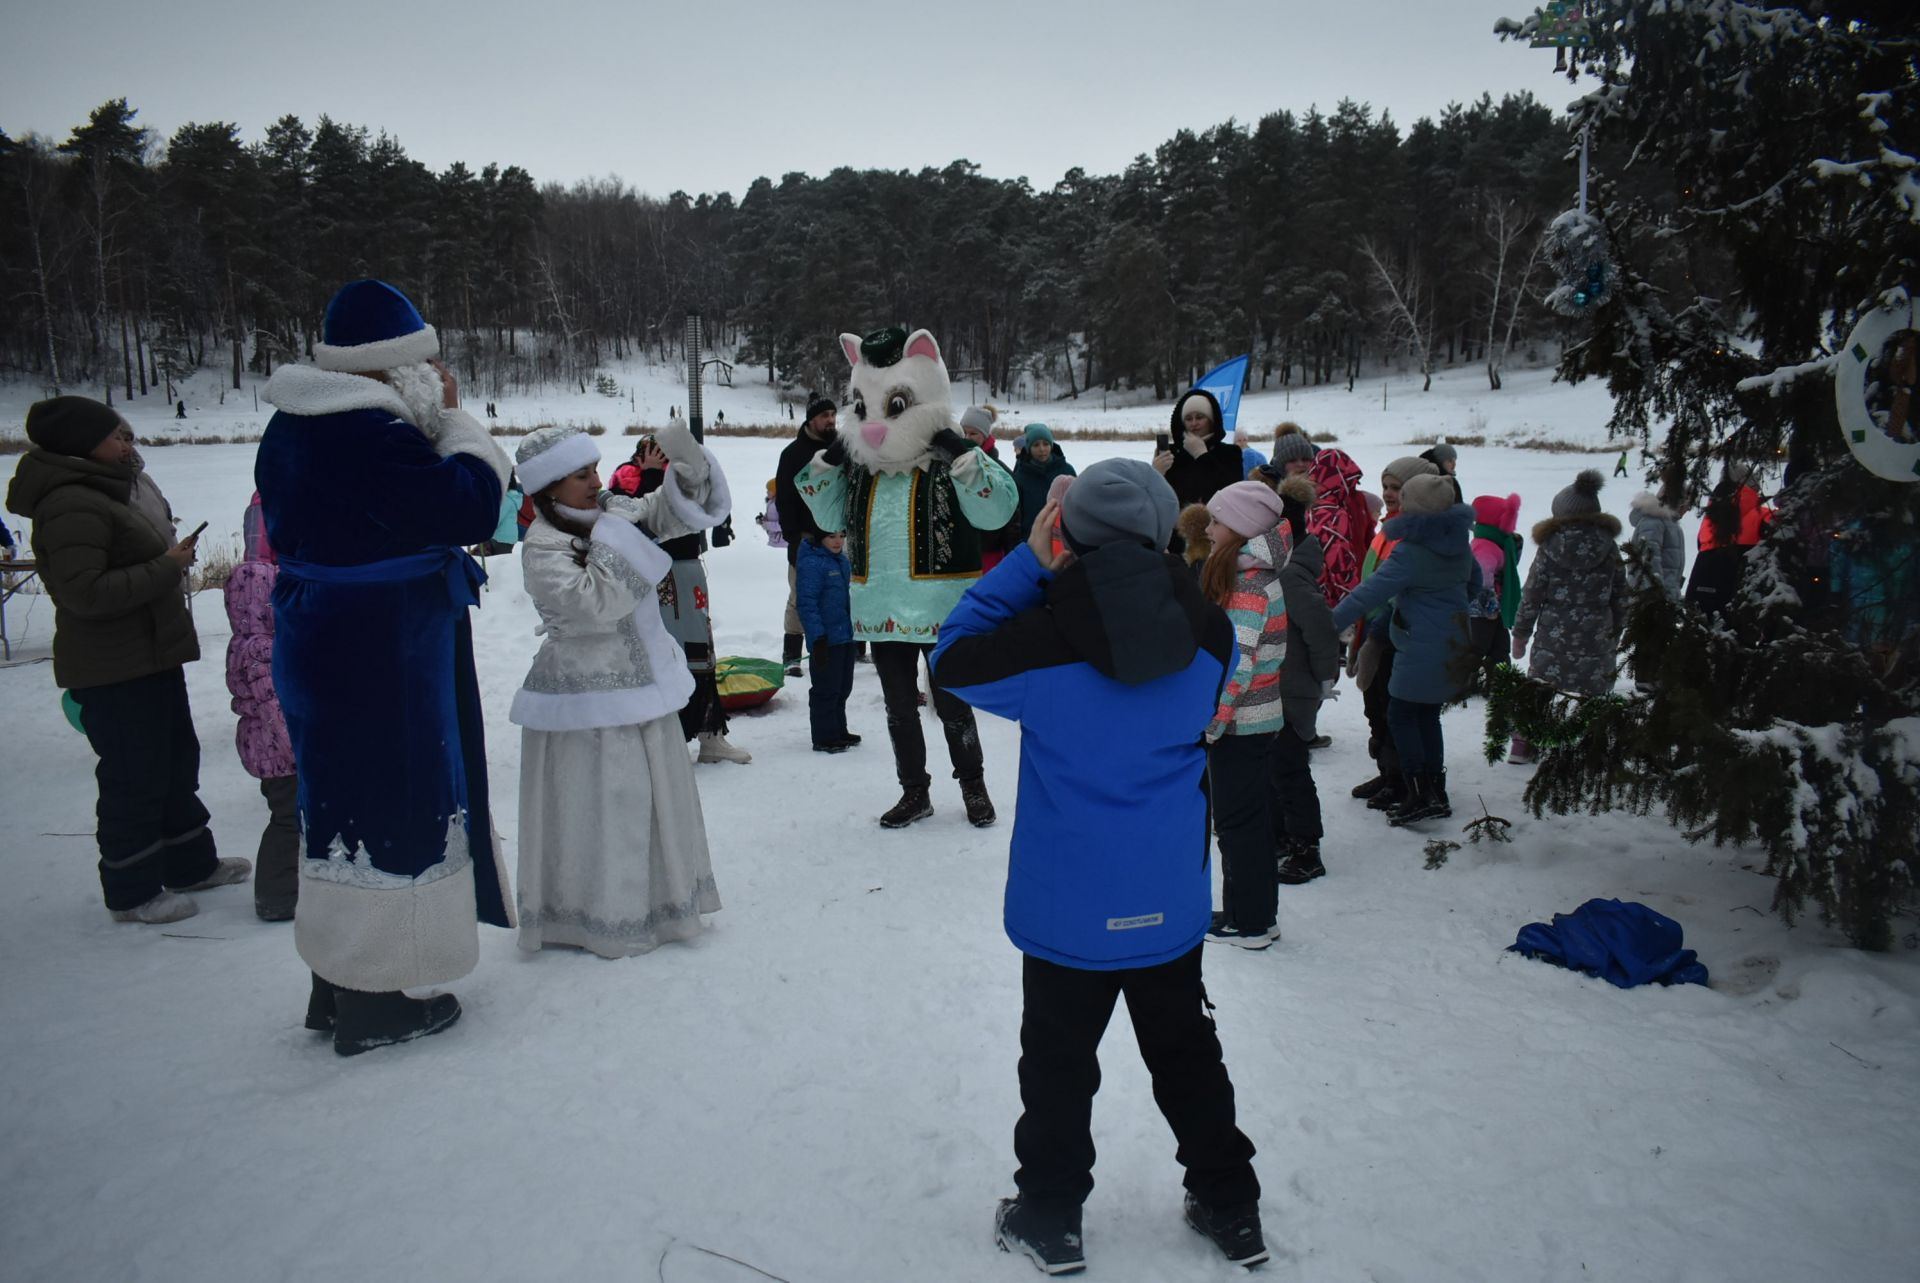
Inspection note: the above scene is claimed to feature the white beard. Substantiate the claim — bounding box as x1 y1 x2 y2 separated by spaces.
385 361 446 431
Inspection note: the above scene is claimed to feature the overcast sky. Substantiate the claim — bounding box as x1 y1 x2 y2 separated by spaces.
2 0 1579 198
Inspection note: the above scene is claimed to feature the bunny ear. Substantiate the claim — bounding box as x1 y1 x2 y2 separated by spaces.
904 329 942 366
840 333 863 368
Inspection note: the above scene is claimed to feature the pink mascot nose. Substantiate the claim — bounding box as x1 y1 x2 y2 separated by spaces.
861 421 888 450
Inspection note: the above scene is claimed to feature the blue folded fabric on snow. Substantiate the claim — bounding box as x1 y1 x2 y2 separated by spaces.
1509 898 1709 988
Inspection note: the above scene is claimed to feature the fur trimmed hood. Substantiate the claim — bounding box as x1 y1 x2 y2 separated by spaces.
1531 510 1624 571
1530 510 1623 546
1170 387 1227 443
1629 491 1678 521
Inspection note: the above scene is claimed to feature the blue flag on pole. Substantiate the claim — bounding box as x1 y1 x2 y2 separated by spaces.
1192 354 1251 442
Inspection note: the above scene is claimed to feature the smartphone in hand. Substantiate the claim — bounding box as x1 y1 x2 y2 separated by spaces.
185 521 208 541
1155 434 1171 455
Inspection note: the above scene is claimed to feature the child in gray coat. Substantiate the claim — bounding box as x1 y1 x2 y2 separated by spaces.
1513 470 1632 698
1626 491 1686 598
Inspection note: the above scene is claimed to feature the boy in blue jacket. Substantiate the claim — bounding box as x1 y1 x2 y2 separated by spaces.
933 458 1268 1274
796 528 860 752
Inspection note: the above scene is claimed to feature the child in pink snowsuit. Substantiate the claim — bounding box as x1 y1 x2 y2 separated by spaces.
225 493 299 921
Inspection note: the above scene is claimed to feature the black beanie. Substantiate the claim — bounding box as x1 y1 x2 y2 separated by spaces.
26 396 121 458
805 395 837 421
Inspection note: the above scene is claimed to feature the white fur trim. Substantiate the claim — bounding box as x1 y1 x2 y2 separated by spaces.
433 407 514 492
592 510 673 584
517 430 602 494
659 445 732 531
507 517 695 732
296 852 480 991
264 364 413 422
312 324 440 373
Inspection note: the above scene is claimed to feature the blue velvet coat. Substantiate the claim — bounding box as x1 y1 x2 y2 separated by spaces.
255 365 510 990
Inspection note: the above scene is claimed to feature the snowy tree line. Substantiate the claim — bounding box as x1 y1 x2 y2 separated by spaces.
1 91 1580 406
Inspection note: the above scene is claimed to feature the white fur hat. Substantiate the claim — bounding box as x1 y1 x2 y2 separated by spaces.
516 426 601 494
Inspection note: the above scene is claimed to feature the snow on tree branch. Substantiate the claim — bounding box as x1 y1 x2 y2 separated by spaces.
1734 352 1838 397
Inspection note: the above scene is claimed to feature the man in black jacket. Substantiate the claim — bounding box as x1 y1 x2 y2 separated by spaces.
775 396 839 674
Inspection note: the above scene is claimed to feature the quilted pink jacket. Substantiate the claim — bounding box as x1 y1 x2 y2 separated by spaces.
224 557 294 780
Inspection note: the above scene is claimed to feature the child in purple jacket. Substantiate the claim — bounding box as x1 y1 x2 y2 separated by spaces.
225 493 299 921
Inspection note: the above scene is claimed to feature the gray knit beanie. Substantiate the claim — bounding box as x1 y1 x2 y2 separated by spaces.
1270 427 1317 465
1060 457 1178 552
1398 474 1455 516
959 406 993 434
1551 469 1605 519
1383 455 1440 486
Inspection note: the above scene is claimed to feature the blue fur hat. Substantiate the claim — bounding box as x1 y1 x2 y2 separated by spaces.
314 279 439 373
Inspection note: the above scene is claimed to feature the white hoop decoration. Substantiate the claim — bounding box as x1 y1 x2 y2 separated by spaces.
1835 299 1920 482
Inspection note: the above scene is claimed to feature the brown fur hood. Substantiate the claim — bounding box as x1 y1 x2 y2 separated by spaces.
1175 503 1213 565
1529 510 1623 570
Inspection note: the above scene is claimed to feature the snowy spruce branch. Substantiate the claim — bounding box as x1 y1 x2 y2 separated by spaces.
1810 92 1920 226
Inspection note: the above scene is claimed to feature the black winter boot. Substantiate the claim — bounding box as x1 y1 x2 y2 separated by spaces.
1365 774 1407 811
960 777 996 828
305 972 337 1032
332 987 462 1057
995 1196 1085 1275
1350 773 1391 800
879 785 934 829
1184 1193 1270 1267
782 632 804 678
1389 773 1451 827
1276 839 1326 885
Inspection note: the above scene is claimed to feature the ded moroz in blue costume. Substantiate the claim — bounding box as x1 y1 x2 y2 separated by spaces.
255 279 515 1056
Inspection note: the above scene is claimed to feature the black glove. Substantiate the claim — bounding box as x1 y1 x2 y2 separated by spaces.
809 640 828 668
930 428 972 464
821 436 848 468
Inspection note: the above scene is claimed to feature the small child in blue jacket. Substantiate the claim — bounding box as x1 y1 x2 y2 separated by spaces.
795 529 860 752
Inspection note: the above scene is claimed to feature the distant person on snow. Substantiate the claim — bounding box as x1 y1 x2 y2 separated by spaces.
933 460 1269 1274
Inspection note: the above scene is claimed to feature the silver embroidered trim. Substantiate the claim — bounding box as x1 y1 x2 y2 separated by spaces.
301 813 471 889
522 540 659 694
519 875 720 946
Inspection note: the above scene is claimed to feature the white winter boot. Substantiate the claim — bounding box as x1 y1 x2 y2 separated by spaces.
178 857 253 891
110 890 199 925
697 732 752 765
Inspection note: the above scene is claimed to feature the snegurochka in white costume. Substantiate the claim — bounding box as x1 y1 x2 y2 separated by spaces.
509 421 729 957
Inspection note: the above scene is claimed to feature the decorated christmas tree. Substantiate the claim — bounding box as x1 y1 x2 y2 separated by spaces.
1490 1 1920 948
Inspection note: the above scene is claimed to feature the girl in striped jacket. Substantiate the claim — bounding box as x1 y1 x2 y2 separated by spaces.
1200 481 1293 948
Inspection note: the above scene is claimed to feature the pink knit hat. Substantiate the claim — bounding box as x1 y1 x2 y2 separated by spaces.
1207 480 1287 539
1046 474 1076 506
1471 492 1521 534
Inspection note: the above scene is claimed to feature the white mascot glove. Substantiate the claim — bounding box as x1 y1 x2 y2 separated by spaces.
654 415 709 485
948 445 984 483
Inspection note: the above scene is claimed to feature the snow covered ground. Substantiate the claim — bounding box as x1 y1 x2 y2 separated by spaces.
3 365 1917 1282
